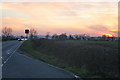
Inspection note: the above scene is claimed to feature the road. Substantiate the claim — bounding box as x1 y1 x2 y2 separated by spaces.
2 40 78 79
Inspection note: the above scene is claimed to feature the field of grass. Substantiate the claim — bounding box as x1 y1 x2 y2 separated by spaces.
20 39 119 78
66 40 118 49
19 40 59 66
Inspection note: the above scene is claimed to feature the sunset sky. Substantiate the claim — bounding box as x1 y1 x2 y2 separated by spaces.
2 2 118 37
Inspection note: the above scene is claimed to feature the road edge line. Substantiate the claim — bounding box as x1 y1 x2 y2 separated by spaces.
18 50 83 80
2 42 23 67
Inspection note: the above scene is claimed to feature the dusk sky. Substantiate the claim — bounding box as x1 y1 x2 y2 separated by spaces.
2 2 118 37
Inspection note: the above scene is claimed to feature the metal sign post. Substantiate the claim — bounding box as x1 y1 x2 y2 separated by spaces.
25 29 29 39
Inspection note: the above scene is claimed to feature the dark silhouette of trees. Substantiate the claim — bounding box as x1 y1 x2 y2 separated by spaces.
2 27 12 37
51 33 67 40
68 34 74 40
75 34 79 40
52 34 58 39
58 33 67 40
30 28 37 39
74 34 90 40
45 32 50 39
2 27 15 40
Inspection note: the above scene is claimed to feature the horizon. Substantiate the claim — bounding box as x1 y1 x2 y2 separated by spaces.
13 34 120 38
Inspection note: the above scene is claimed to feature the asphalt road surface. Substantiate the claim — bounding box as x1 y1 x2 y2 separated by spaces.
2 40 78 79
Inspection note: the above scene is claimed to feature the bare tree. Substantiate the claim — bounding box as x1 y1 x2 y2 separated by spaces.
30 28 37 39
68 34 74 40
2 27 12 37
45 32 50 39
59 33 67 40
52 34 58 39
74 34 90 40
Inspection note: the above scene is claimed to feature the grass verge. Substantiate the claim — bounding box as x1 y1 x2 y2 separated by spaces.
19 40 97 78
19 40 58 66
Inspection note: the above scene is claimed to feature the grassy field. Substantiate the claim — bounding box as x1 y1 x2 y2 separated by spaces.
20 39 119 78
66 40 118 49
19 40 59 66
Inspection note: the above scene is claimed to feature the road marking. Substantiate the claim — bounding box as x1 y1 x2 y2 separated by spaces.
2 41 82 79
1 64 2 67
6 44 18 54
17 52 81 79
74 75 81 79
2 42 23 67
4 61 6 64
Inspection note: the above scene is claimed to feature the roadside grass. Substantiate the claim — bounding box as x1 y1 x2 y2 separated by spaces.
19 40 58 66
20 39 119 78
20 40 95 78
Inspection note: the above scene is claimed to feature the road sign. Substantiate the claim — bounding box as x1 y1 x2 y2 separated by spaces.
25 29 29 34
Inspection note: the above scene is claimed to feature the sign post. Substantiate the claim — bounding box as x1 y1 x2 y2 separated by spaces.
25 29 29 39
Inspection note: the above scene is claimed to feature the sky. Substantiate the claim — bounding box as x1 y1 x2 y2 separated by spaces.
1 2 118 37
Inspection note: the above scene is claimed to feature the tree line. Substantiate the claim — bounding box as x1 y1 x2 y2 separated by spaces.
2 27 118 41
2 27 15 41
2 27 38 41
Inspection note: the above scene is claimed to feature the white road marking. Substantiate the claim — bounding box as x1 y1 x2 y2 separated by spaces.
17 52 79 78
2 42 23 67
4 61 6 64
74 75 80 79
2 41 81 79
1 64 3 67
6 44 17 54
